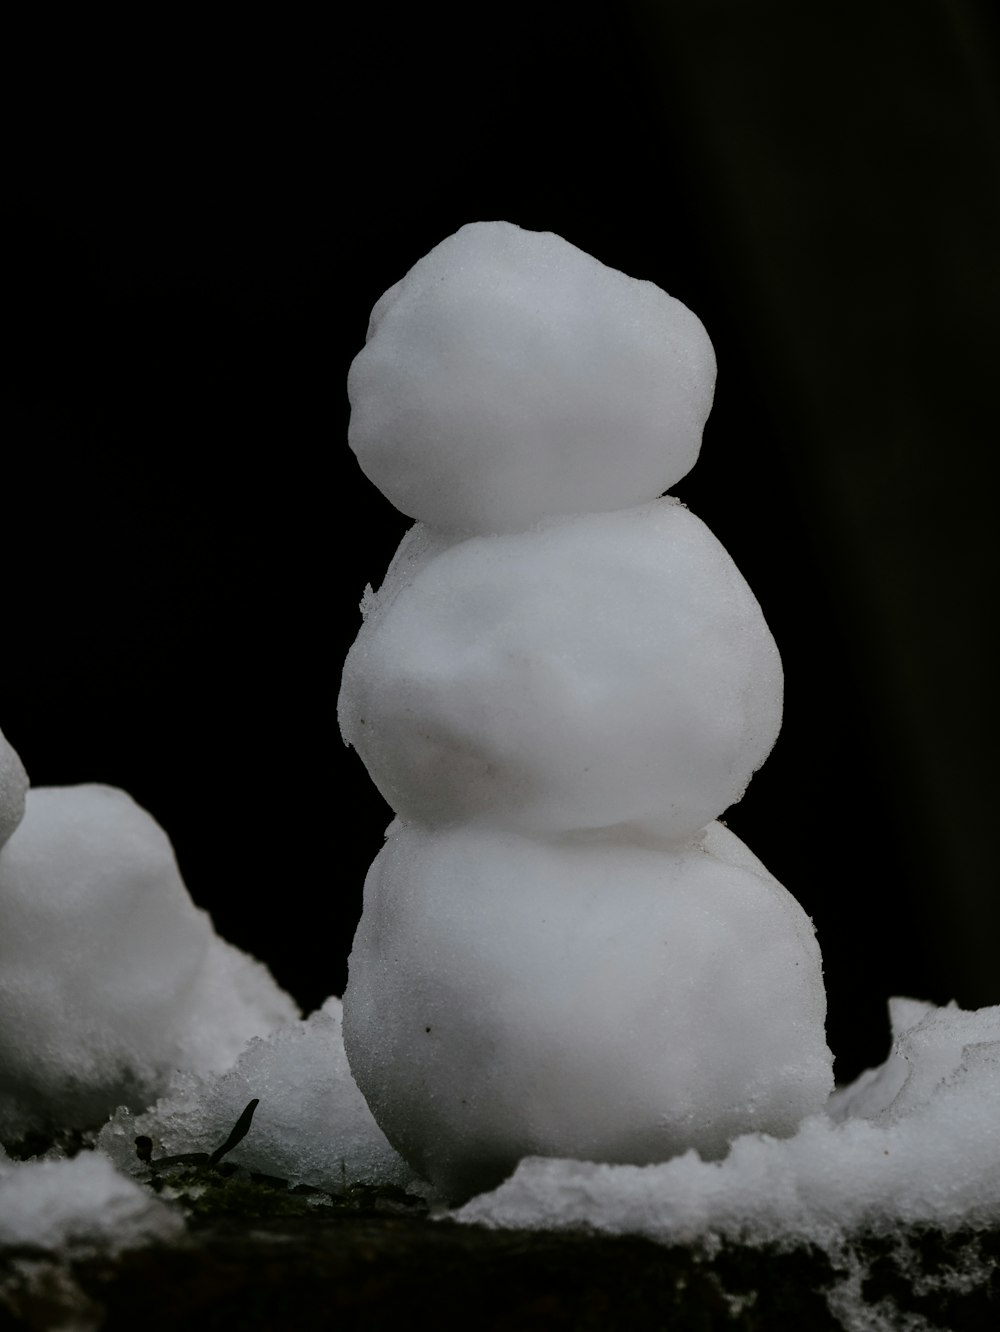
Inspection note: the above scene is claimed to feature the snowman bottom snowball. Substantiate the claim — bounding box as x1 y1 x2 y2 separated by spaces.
343 821 833 1203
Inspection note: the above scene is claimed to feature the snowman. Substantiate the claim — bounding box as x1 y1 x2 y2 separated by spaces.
339 222 833 1203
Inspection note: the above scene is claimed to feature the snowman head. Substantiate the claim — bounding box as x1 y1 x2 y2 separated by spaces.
347 221 716 535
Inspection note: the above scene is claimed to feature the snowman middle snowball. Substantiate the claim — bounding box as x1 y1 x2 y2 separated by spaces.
339 221 833 1202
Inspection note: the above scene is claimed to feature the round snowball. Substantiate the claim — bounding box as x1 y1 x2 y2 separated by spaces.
0 784 297 1141
338 501 782 841
342 823 833 1202
347 221 716 533
0 729 28 852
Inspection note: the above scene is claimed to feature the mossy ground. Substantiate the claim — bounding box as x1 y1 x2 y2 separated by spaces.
151 1162 425 1221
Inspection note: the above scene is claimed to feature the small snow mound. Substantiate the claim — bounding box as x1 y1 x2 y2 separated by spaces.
339 503 782 841
101 996 414 1195
0 1153 183 1254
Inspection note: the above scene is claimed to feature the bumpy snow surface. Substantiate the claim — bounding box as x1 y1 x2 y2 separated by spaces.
0 1152 183 1254
453 997 1000 1243
340 221 833 1201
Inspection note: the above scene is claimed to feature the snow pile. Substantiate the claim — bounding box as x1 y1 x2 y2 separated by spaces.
0 761 298 1144
0 1152 183 1254
453 998 1000 1243
339 221 833 1202
99 998 414 1195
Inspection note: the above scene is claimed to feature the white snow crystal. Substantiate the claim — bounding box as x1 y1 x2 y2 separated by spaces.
0 1153 183 1254
343 821 832 1202
347 221 716 533
0 783 298 1142
99 997 414 1195
339 501 782 841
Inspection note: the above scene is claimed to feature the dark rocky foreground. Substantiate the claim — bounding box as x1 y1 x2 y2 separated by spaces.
1 1205 999 1331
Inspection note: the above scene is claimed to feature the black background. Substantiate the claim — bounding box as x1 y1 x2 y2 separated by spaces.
4 1 999 1083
